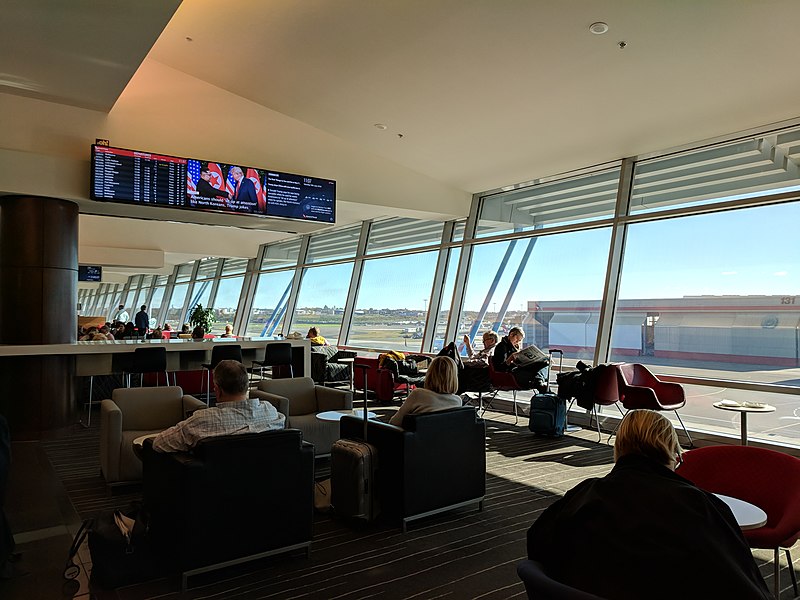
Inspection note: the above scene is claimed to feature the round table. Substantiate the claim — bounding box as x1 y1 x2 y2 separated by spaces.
712 402 775 445
316 409 377 422
714 493 768 530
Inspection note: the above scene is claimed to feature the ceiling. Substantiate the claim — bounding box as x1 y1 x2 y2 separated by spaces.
3 0 800 278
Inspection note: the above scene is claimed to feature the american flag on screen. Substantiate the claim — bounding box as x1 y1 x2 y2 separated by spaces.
247 168 266 212
187 160 200 198
226 167 237 199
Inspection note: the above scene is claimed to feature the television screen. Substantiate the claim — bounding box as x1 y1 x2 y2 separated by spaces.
91 146 187 206
186 160 266 215
265 171 336 222
91 145 336 223
78 265 102 282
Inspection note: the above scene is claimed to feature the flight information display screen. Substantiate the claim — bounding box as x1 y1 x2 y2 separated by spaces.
90 145 336 223
91 146 186 206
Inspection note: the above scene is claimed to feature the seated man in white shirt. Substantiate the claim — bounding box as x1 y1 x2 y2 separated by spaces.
152 360 285 452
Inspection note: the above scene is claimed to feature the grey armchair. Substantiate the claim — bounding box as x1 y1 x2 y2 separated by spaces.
251 377 352 456
100 386 205 484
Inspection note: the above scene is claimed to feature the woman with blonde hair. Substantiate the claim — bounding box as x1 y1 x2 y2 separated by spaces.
526 410 770 599
389 356 461 427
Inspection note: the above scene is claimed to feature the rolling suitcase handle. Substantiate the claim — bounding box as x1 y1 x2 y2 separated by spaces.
354 363 370 441
547 348 564 393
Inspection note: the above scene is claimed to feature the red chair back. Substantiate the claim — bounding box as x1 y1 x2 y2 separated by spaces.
678 445 800 549
488 362 521 392
616 363 685 410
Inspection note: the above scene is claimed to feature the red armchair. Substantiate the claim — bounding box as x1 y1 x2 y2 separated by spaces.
353 357 407 403
616 363 692 446
678 445 800 598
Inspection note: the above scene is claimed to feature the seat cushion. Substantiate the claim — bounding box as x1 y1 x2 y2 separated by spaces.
287 414 340 455
326 362 350 382
119 429 161 482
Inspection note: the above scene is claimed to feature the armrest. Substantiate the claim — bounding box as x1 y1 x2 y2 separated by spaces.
182 394 206 418
250 389 290 417
316 386 353 412
332 349 358 361
100 399 123 482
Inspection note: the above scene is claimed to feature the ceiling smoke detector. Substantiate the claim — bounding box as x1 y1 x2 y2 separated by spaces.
589 22 609 35
374 123 388 130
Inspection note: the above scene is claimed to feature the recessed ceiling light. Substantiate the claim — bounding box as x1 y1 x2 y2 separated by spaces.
374 123 388 130
589 22 609 35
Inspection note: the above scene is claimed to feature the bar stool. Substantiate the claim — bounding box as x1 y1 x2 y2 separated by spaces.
250 343 294 386
201 344 243 405
126 346 170 387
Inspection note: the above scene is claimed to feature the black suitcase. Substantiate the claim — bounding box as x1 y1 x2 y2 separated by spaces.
331 364 380 521
528 349 567 437
87 509 158 589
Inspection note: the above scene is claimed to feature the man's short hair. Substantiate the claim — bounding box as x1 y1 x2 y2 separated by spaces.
482 330 499 345
509 326 525 338
141 305 147 310
213 360 249 396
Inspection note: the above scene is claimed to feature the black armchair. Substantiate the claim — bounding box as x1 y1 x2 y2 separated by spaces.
142 429 314 590
340 407 485 531
310 346 357 385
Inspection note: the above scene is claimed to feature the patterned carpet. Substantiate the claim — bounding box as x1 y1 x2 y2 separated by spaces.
38 409 799 599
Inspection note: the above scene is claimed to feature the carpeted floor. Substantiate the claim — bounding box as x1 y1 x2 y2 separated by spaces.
24 409 800 599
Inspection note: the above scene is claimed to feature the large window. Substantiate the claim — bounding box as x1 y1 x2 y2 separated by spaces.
612 202 800 379
210 276 244 334
460 228 612 361
246 270 295 336
433 247 461 350
351 252 438 351
292 263 354 344
164 283 189 328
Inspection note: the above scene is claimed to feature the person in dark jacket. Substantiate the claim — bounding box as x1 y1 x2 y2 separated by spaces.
134 305 149 337
526 410 771 600
491 327 548 392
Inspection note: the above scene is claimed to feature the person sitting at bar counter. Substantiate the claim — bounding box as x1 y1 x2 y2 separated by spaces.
526 410 771 599
152 360 285 453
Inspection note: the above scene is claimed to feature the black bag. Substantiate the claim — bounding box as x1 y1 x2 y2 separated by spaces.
88 508 158 589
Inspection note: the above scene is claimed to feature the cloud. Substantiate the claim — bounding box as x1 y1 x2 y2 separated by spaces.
773 271 788 276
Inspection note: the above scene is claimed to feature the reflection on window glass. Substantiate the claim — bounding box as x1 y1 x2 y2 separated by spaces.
433 248 461 351
165 283 188 328
611 202 800 384
477 166 619 238
261 239 301 271
209 276 244 334
247 270 295 336
351 252 438 351
631 129 800 215
306 224 360 263
366 218 444 254
293 263 354 344
461 229 611 361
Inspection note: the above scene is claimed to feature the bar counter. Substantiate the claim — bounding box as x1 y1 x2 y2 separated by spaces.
0 338 310 439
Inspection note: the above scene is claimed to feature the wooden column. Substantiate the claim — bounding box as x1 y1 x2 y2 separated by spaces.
0 196 78 438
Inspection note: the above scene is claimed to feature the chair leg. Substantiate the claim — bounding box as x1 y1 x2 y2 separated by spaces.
591 405 602 442
80 375 95 428
774 547 780 600
786 548 798 597
673 410 693 448
512 390 518 425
